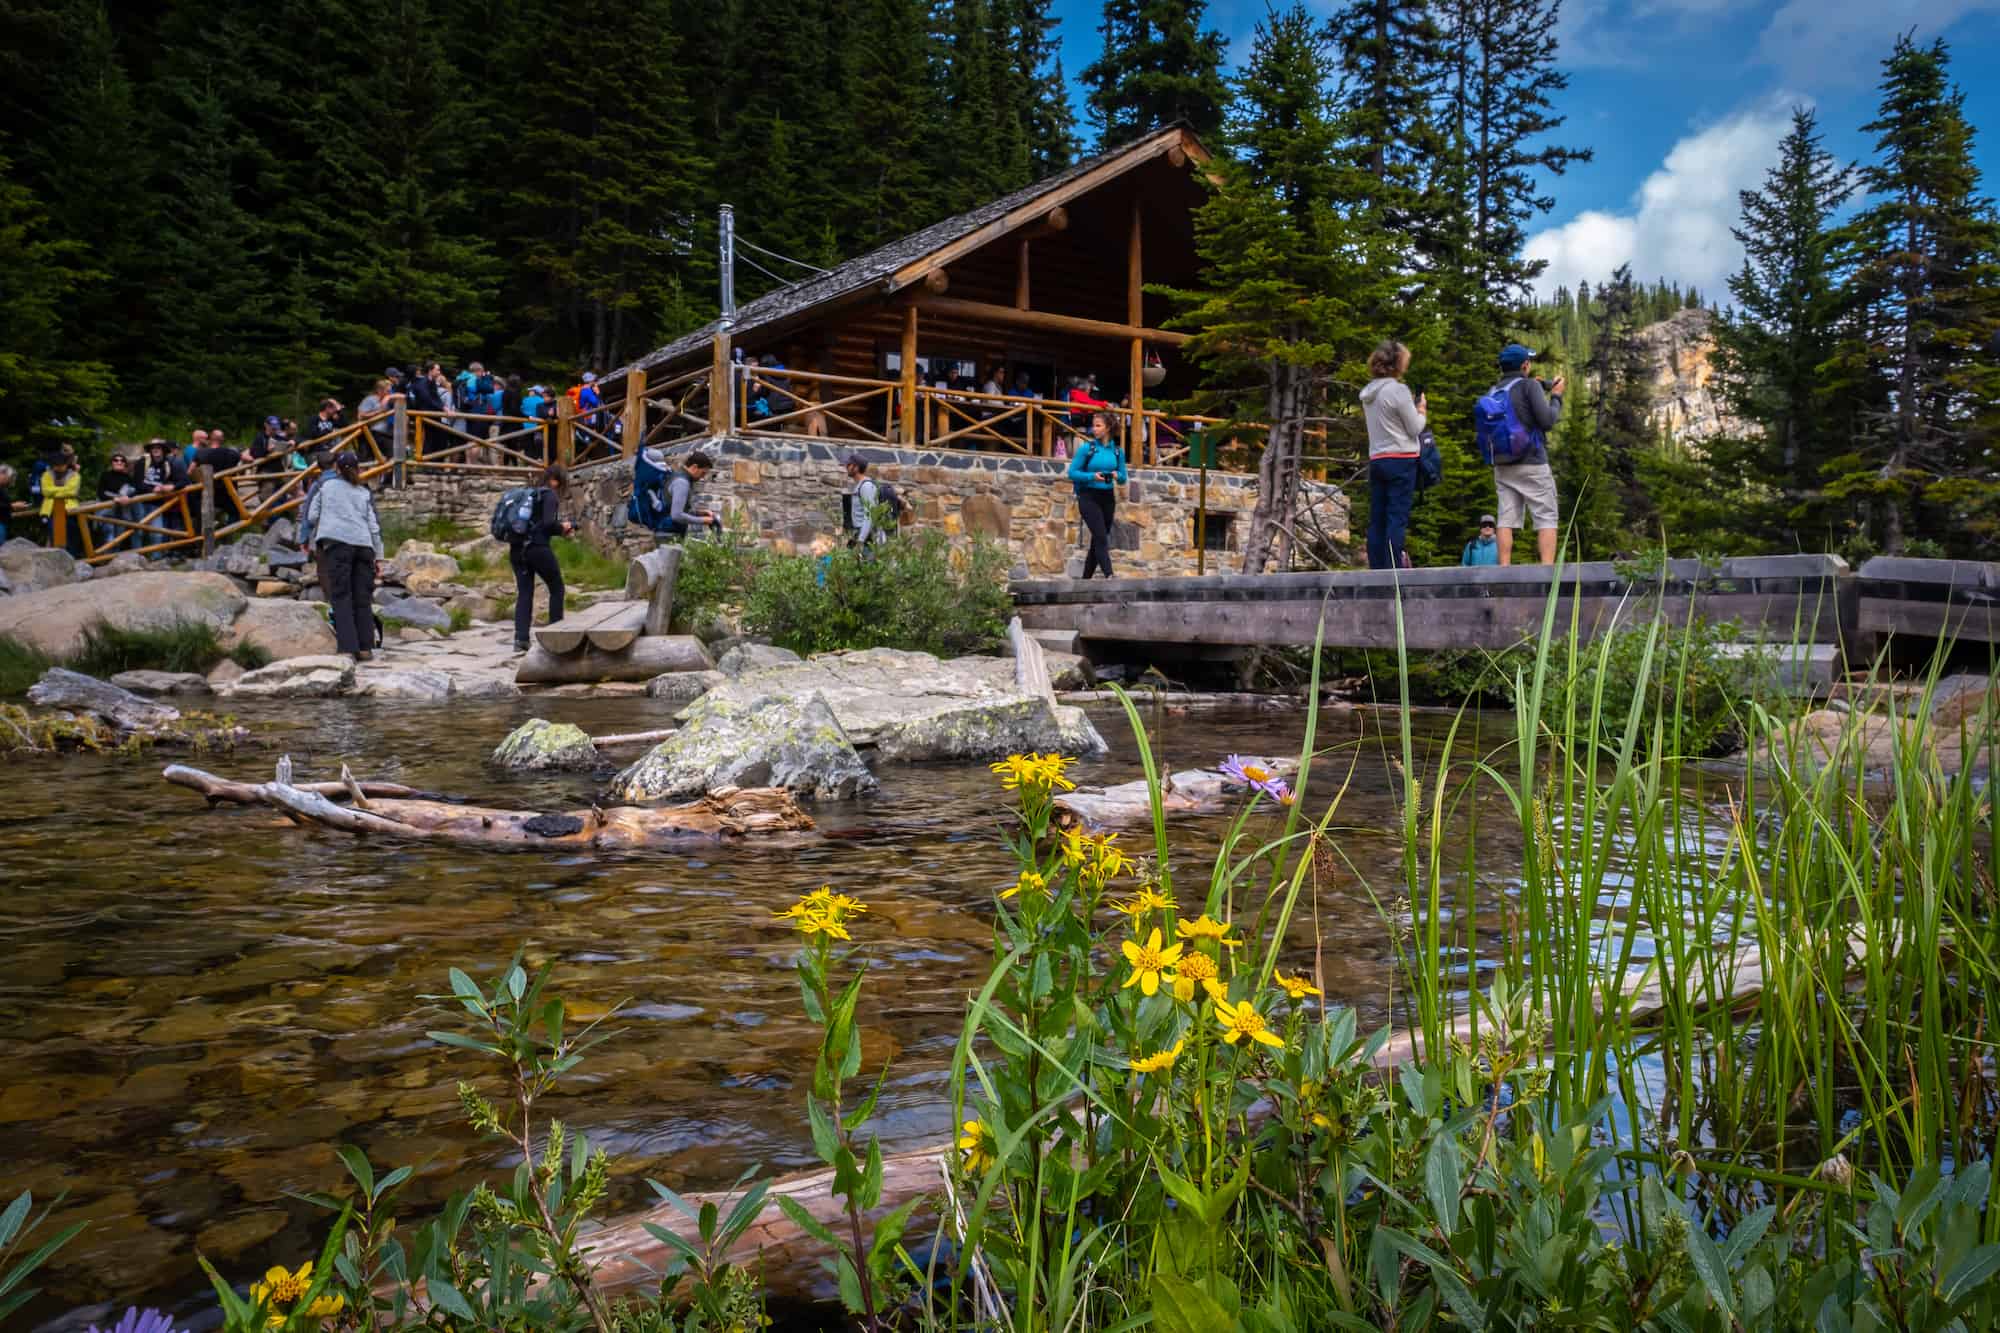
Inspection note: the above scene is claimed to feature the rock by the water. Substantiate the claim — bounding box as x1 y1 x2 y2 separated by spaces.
98 551 150 579
110 670 213 697
0 538 79 594
454 673 521 700
354 668 454 701
206 658 245 688
614 691 876 801
492 718 601 771
0 571 247 658
679 647 1107 759
27 668 182 730
224 598 338 661
220 654 356 699
375 592 453 630
1044 651 1092 691
716 643 802 676
646 669 726 703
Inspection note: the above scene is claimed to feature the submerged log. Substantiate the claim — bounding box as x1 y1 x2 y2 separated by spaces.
162 763 813 846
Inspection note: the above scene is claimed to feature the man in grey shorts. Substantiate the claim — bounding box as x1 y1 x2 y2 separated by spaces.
1488 342 1564 565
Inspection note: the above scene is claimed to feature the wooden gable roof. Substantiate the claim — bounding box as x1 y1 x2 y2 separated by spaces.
611 125 1210 382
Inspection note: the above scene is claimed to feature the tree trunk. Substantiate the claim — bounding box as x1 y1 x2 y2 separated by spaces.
514 635 716 685
1239 358 1306 576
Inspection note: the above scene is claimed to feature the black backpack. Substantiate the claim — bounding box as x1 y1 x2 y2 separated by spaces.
490 486 538 543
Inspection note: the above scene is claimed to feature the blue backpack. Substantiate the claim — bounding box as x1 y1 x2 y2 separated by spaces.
1473 377 1543 465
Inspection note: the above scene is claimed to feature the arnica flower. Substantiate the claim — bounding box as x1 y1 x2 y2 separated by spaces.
1060 827 1132 882
1120 927 1184 997
1168 951 1226 1004
1111 884 1175 916
1214 997 1285 1048
1176 914 1237 946
1219 754 1288 799
958 1118 997 1173
1000 869 1047 901
1273 971 1322 1001
774 886 866 942
250 1263 343 1322
1128 1037 1186 1074
990 752 1076 792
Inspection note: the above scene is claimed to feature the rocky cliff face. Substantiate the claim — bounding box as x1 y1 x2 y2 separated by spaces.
1629 306 1750 445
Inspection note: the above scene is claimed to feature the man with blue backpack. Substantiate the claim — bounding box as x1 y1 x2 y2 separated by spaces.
1473 343 1565 565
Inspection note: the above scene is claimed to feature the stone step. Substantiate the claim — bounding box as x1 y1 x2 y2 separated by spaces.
1027 628 1079 656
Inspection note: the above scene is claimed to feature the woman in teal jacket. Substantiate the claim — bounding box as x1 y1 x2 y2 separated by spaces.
1067 411 1128 579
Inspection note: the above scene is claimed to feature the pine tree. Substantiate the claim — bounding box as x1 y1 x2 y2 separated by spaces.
1083 0 1229 148
0 149 116 464
841 0 942 250
1330 0 1447 229
1580 264 1654 539
1708 107 1856 549
1830 36 2000 555
1163 5 1395 573
1002 0 1077 174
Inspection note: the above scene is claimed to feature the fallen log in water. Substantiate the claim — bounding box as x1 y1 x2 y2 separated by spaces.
162 763 813 846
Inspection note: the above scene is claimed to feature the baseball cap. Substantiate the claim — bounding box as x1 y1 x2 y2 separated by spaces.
582 371 598 383
844 453 867 469
1479 513 1496 526
1498 343 1536 370
265 415 282 429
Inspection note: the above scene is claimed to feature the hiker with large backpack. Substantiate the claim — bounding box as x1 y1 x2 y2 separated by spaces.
843 454 904 549
1473 343 1564 565
496 464 574 654
661 450 721 540
1359 339 1429 570
1066 411 1128 579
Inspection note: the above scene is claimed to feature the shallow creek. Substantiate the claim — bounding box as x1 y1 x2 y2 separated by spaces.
3 697 1521 1327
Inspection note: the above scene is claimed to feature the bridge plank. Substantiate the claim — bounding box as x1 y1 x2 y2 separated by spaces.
535 600 648 654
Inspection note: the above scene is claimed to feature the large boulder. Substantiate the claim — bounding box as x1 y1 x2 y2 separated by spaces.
444 592 500 623
0 571 247 658
0 538 79 594
613 691 875 801
26 668 181 730
354 668 454 701
109 669 213 697
97 551 151 580
676 647 1107 759
492 718 600 770
716 643 803 677
375 592 453 630
223 598 338 661
219 654 356 699
386 545 460 594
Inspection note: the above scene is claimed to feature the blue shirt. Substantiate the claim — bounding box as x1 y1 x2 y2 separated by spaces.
1067 437 1127 491
1462 535 1499 566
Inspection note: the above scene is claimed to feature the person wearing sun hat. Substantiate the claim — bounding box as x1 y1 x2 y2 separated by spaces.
1483 342 1564 565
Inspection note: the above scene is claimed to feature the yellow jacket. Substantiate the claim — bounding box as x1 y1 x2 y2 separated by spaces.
39 468 80 517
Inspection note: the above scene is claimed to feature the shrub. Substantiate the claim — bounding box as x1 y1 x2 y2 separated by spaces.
69 619 228 678
0 635 55 696
228 642 271 671
740 532 1012 658
670 516 768 634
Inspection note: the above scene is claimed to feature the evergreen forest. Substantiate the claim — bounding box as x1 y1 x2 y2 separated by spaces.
1 0 1995 559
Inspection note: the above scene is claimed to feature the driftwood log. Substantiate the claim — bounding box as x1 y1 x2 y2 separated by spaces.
514 635 715 685
162 763 813 847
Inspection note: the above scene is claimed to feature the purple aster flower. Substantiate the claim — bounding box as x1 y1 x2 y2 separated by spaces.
1219 755 1286 798
87 1310 186 1333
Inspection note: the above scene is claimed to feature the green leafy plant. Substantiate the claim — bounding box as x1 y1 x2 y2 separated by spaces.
0 1190 85 1323
0 634 55 696
639 1168 770 1332
741 531 1011 658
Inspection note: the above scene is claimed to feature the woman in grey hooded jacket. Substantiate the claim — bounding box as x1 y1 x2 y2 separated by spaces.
1359 340 1428 570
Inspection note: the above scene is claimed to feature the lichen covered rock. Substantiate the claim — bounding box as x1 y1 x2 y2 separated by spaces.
491 718 601 771
612 691 876 801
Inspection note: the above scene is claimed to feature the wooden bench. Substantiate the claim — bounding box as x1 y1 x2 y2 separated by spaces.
534 600 649 654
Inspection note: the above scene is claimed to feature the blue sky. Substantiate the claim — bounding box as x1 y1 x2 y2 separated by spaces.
1047 0 2000 301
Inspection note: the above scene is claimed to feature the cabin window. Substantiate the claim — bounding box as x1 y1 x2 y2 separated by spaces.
1191 512 1233 551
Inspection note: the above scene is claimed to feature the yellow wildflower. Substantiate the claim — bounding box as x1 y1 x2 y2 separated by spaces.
958 1118 996 1173
1168 951 1226 1004
1120 927 1184 997
1214 997 1285 1049
1176 914 1237 945
302 1293 345 1319
1311 1112 1334 1130
1000 870 1047 901
1128 1037 1186 1074
791 911 850 942
1111 884 1175 916
252 1263 312 1306
775 887 865 942
990 752 1076 792
1273 971 1323 1001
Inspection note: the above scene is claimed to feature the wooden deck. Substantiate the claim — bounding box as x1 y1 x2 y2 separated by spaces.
1012 556 2000 667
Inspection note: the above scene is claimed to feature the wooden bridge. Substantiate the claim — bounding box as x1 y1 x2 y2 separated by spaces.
1012 555 2000 674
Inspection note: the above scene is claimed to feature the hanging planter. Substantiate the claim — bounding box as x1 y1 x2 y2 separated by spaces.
1142 352 1167 388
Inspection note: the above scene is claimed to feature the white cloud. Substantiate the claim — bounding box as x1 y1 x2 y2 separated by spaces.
1523 96 1800 299
1758 0 2000 85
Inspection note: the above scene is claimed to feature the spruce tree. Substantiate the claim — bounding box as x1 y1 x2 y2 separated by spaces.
1163 4 1394 573
1708 107 1855 549
841 0 943 250
1083 0 1229 148
1003 0 1077 174
0 148 116 464
1830 35 2000 555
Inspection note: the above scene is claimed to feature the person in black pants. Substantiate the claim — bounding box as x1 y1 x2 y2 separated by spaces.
1065 411 1127 579
511 464 575 653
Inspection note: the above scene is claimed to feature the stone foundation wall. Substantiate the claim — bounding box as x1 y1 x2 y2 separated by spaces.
373 467 518 530
563 435 1349 579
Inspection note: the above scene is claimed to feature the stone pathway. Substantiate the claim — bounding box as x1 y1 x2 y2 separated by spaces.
351 622 524 700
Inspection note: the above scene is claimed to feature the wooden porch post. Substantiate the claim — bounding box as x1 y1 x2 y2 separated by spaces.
620 368 647 458
198 464 216 557
1127 200 1145 465
391 394 410 488
1015 238 1030 309
710 332 733 434
556 395 576 468
899 304 919 446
